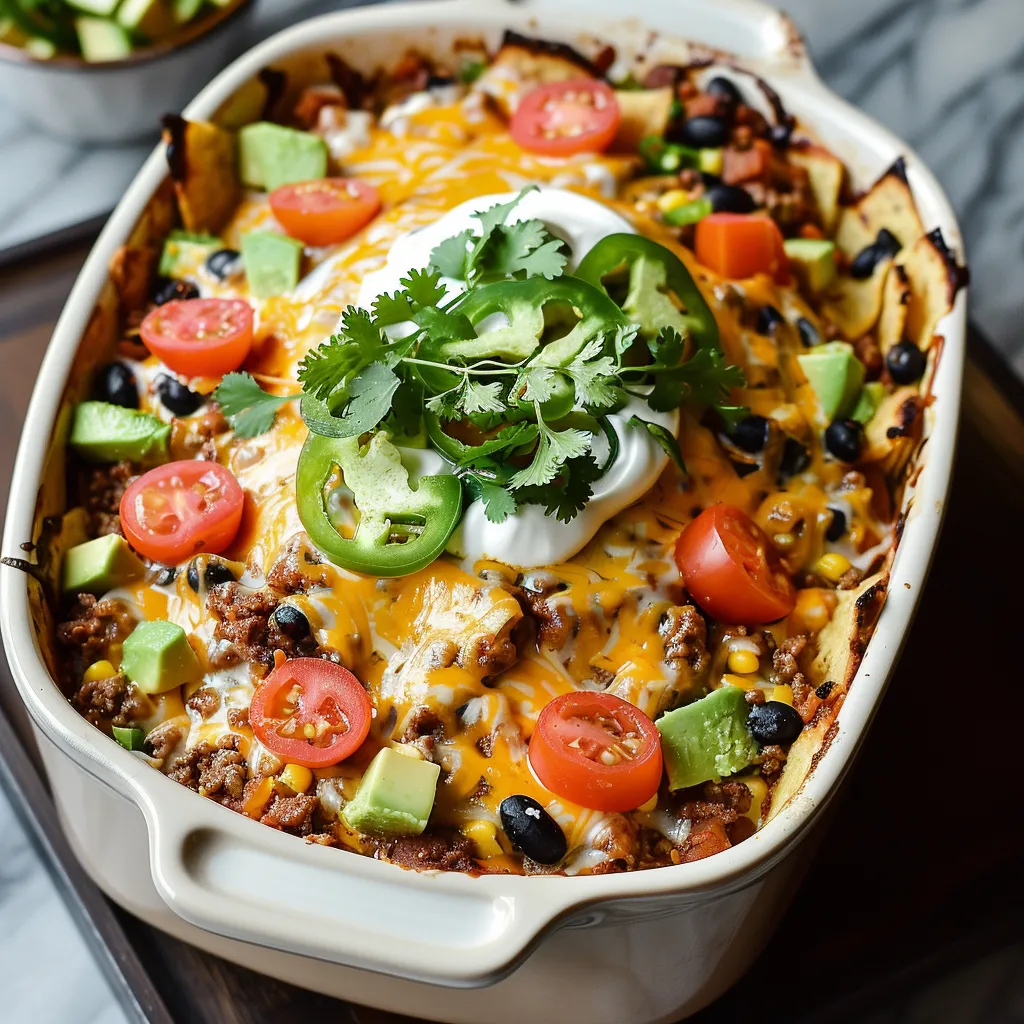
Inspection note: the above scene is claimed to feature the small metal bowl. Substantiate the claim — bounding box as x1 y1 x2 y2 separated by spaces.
0 0 254 143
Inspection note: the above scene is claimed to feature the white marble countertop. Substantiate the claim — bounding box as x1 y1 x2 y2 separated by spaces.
1 2 1022 1022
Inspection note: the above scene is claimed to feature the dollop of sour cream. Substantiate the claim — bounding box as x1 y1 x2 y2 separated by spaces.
354 188 679 568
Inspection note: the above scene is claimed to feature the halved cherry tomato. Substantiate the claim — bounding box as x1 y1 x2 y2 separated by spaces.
269 178 381 247
250 659 372 769
674 504 796 623
510 79 621 157
694 213 789 284
140 298 253 378
120 460 244 564
529 691 663 812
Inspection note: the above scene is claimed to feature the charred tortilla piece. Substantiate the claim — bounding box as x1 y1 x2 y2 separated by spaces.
161 115 240 235
613 87 674 151
862 385 923 475
474 29 597 117
899 227 968 350
877 261 911 354
834 161 925 257
788 143 844 232
822 258 893 341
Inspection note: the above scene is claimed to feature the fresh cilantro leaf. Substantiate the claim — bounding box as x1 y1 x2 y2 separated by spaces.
429 229 473 280
462 379 506 415
425 386 465 420
402 267 446 308
565 350 620 411
647 347 746 412
387 379 426 442
473 187 536 238
516 364 556 403
612 323 641 361
331 362 401 437
629 415 686 473
337 306 383 350
487 220 567 280
455 423 538 467
509 416 591 490
372 290 415 326
214 372 292 438
413 305 476 342
463 475 518 524
648 325 685 366
516 454 602 523
298 306 387 399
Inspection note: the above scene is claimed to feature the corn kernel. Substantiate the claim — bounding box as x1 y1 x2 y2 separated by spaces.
791 588 836 633
722 673 750 689
463 820 504 859
242 776 275 818
742 775 769 825
772 684 794 706
698 147 724 175
389 741 424 759
656 189 690 213
83 660 116 684
637 793 658 813
727 649 760 675
815 553 853 583
279 764 313 794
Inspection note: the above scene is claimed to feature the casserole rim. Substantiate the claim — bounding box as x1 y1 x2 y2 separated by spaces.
0 0 967 988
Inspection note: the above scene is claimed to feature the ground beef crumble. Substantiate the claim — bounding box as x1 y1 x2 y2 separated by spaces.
81 461 137 536
57 594 135 684
166 735 247 806
382 831 476 872
659 604 709 673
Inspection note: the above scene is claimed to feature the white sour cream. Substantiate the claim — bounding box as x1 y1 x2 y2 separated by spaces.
354 188 680 568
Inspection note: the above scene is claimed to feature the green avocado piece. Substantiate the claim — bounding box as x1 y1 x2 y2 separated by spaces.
159 229 220 277
342 747 441 836
62 534 145 595
783 238 837 294
75 17 132 62
850 381 885 425
68 0 120 16
241 231 304 298
238 122 328 192
116 0 175 37
796 341 865 421
657 686 759 790
112 725 147 751
70 401 170 464
121 619 202 695
172 0 204 22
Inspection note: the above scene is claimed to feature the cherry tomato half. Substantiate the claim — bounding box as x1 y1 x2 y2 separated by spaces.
250 659 372 769
511 79 621 157
120 460 244 564
674 504 796 623
529 691 663 812
269 178 381 247
140 298 253 378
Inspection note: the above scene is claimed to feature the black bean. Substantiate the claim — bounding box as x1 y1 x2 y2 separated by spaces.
886 340 926 384
205 248 243 281
706 75 744 108
747 701 803 745
699 171 723 190
825 507 847 542
815 681 834 700
825 419 863 463
153 565 177 586
730 459 760 479
152 276 200 305
796 317 820 347
706 183 756 214
186 559 237 592
849 229 902 280
94 362 138 409
156 374 206 416
499 795 567 865
779 437 811 478
733 414 771 454
770 119 794 149
678 115 730 149
273 604 311 641
755 305 784 334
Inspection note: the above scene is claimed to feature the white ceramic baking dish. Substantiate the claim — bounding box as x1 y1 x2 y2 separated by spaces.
0 2 967 1021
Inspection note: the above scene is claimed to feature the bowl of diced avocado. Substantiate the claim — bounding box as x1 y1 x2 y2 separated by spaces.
0 0 253 142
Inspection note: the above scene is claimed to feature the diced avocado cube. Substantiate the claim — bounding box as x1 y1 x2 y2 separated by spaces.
850 381 885 425
159 229 220 276
783 238 837 294
342 747 440 837
238 122 328 192
172 0 204 22
657 686 759 790
68 0 120 16
75 17 132 62
62 534 145 595
70 402 170 464
241 231 303 298
112 725 147 751
116 0 176 38
796 341 865 421
121 619 202 695
25 36 57 58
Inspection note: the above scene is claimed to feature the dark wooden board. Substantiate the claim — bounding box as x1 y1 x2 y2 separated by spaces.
1 240 1021 1023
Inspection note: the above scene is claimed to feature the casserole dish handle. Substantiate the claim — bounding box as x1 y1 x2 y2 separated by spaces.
146 790 582 986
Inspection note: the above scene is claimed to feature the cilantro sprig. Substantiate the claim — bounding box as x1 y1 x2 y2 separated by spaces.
214 373 294 438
